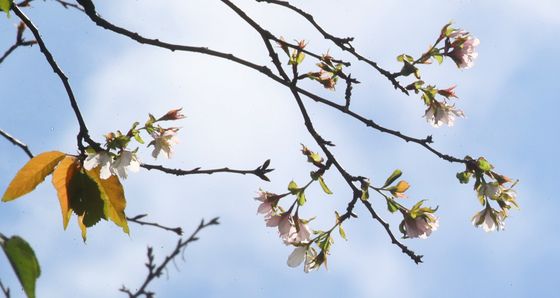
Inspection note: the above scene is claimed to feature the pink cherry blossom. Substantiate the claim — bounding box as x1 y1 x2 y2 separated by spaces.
402 213 439 239
447 32 480 69
472 207 505 232
424 102 464 127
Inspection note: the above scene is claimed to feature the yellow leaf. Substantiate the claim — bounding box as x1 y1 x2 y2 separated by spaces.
77 214 87 242
51 156 79 229
2 151 66 202
85 168 129 234
395 181 410 193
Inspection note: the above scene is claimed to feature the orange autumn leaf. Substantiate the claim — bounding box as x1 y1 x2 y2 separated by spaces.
51 156 79 229
2 151 66 202
86 168 129 234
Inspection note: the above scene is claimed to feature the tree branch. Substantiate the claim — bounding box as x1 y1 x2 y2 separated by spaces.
126 214 183 236
120 217 220 298
255 0 409 94
0 280 10 298
361 199 423 263
0 128 33 158
220 0 420 262
141 159 273 182
12 4 97 152
73 0 464 165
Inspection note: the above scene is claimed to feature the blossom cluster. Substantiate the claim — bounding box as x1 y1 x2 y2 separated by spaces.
457 157 519 231
254 146 338 272
366 170 440 239
398 23 480 127
255 190 319 272
83 108 184 180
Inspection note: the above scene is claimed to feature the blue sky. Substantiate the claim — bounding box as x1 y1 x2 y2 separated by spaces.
1 0 559 297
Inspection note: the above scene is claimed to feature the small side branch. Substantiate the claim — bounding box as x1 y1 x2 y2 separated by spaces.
361 199 423 264
120 217 220 298
141 159 273 181
0 21 36 65
255 0 408 94
127 214 183 236
0 128 34 158
0 280 10 298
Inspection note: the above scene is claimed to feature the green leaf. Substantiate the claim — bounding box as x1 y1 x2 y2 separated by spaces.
0 0 11 15
477 157 494 172
68 170 106 238
133 131 144 144
456 171 472 184
318 176 333 195
296 52 305 65
386 199 399 213
288 180 299 194
433 54 443 64
383 169 402 188
338 225 347 240
1 235 41 298
297 191 307 206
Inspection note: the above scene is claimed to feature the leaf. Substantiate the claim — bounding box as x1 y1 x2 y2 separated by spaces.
456 171 472 184
318 176 333 195
2 151 66 202
386 199 399 213
296 52 305 65
0 0 11 15
1 235 41 298
338 225 347 241
51 156 79 229
86 167 129 234
297 191 306 206
288 180 299 194
394 181 410 193
68 170 106 233
383 169 402 188
477 157 494 172
433 54 443 64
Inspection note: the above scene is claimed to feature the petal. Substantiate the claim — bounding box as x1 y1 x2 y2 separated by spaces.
287 247 306 267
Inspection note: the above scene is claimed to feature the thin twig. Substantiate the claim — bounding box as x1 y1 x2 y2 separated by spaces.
17 0 84 11
127 214 183 236
0 280 10 298
0 129 34 158
120 217 220 298
255 0 409 94
361 199 423 263
141 159 273 181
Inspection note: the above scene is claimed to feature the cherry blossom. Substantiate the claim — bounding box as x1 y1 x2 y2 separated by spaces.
424 102 464 127
447 31 480 69
83 150 113 179
150 128 179 159
402 213 439 239
112 150 140 179
472 206 505 232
